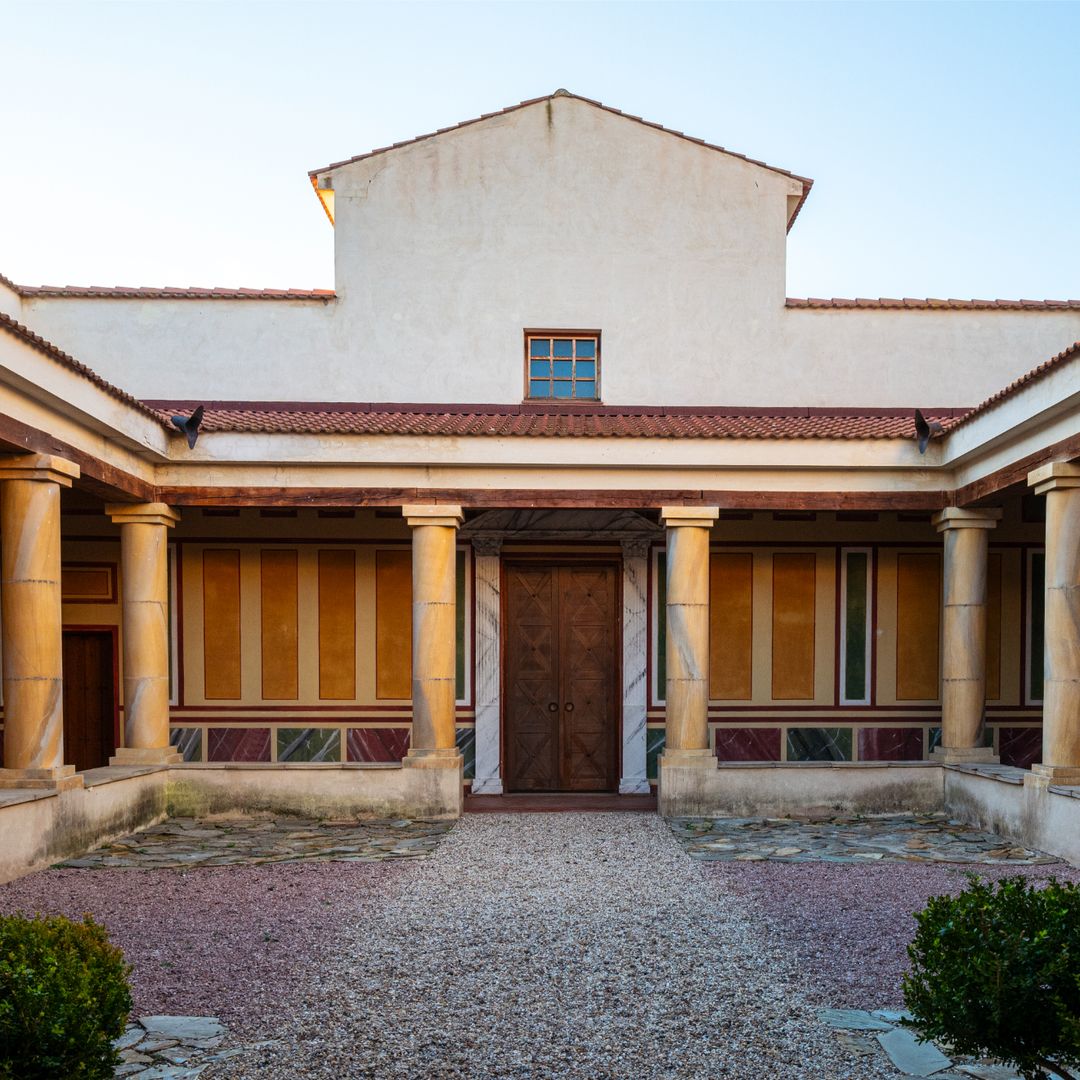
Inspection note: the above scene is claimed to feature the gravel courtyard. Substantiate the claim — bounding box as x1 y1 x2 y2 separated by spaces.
2 812 1076 1078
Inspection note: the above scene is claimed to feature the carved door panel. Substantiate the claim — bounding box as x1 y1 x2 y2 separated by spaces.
505 567 560 791
504 564 618 792
560 568 617 791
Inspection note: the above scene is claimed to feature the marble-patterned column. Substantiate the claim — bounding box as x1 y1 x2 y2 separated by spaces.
659 506 719 767
930 507 1002 764
107 503 182 766
1028 462 1080 785
0 454 82 791
403 505 464 769
471 536 503 794
619 538 651 793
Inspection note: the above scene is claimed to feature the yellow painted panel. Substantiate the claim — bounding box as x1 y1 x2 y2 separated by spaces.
772 553 816 700
203 549 241 699
896 552 941 701
376 549 412 700
986 551 1002 702
319 550 356 700
710 553 753 699
261 549 298 700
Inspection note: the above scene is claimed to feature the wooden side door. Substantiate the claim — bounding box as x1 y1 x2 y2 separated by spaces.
504 562 618 792
62 630 116 771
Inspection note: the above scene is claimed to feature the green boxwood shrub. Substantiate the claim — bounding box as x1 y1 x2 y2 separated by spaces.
0 914 132 1080
903 875 1080 1080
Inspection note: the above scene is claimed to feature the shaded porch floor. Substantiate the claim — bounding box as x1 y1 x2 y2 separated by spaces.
464 791 658 813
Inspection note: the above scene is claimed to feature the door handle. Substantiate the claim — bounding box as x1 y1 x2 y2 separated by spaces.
548 702 558 712
564 702 574 712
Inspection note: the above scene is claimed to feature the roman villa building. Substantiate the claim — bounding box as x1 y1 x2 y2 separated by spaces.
1 91 1078 878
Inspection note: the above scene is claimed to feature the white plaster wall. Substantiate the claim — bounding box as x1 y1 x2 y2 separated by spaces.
16 96 1080 407
0 279 21 321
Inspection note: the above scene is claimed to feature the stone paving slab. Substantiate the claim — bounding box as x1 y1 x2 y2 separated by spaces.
670 812 1058 865
59 817 453 869
112 1015 275 1078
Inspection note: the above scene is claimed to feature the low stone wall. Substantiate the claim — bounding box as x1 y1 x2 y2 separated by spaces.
944 765 1080 866
166 762 464 821
658 761 946 818
0 767 168 884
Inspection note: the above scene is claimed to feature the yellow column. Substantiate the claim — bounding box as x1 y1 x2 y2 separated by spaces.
659 506 719 765
931 508 1001 763
1028 463 1080 785
0 454 82 791
402 505 464 769
107 503 182 766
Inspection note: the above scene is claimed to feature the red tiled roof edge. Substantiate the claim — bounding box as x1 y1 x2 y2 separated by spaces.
0 312 169 427
15 285 335 300
139 400 967 441
787 298 1080 310
308 90 814 232
946 340 1080 436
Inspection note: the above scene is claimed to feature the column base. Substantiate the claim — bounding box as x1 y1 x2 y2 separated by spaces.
931 746 1000 765
1028 763 1080 787
619 777 652 795
471 777 504 795
403 747 464 770
109 747 183 766
0 765 84 792
659 748 716 767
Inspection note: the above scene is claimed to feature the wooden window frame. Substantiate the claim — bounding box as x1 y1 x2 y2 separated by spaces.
523 329 601 403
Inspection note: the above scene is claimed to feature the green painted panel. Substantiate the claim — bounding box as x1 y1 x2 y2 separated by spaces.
1030 552 1045 701
656 552 666 701
277 728 341 762
844 552 869 701
646 729 666 780
456 726 475 780
456 550 466 700
786 727 852 762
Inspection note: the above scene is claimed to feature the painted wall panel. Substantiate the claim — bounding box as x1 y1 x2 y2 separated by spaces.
709 553 753 700
319 550 356 700
771 553 816 700
986 551 1002 703
260 549 298 700
376 549 412 700
896 552 941 701
202 549 241 699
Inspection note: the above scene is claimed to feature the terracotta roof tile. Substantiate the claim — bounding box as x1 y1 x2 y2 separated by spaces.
141 401 964 441
787 297 1080 310
308 90 815 232
0 313 169 426
16 285 334 300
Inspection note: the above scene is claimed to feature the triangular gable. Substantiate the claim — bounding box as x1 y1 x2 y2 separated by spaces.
308 90 813 231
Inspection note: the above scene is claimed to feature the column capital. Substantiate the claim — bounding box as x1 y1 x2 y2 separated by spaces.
660 506 719 529
1028 461 1080 496
620 537 652 559
471 535 502 557
0 453 79 487
932 507 1002 533
106 502 181 528
402 504 464 528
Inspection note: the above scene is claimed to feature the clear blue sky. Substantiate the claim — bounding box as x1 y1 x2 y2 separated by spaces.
3 1 1078 298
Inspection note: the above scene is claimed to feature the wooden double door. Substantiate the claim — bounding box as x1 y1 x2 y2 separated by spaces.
61 630 117 772
504 562 619 792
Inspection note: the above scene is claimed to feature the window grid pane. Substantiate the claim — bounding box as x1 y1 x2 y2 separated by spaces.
526 335 599 401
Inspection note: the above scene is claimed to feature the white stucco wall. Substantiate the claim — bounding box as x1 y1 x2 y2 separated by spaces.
16 96 1080 407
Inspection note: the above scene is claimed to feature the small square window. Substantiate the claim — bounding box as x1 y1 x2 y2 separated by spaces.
524 332 600 401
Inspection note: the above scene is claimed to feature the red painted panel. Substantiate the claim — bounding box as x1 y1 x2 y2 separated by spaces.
346 727 411 762
858 727 924 761
714 727 782 762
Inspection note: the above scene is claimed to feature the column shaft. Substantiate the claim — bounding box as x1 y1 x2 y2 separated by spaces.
1030 465 1080 783
108 504 181 765
932 509 1001 763
404 505 464 767
619 539 650 793
471 538 503 793
0 455 81 790
661 508 718 760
